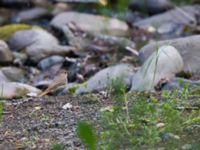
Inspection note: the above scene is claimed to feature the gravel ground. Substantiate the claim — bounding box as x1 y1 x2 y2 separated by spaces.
0 94 110 150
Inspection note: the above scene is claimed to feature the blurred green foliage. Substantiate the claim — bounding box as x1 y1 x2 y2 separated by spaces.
76 121 97 150
51 143 64 150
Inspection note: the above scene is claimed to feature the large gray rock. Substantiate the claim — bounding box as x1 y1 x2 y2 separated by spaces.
1 67 25 82
0 70 10 82
71 64 135 95
9 28 60 50
129 0 172 14
0 40 13 64
13 7 49 23
130 45 184 92
0 82 41 99
139 35 200 73
0 67 25 82
9 29 37 51
9 29 74 62
134 5 200 30
50 11 130 37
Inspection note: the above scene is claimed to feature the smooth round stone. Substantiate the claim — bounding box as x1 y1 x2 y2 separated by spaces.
38 55 65 71
9 29 73 62
130 45 183 92
139 35 200 74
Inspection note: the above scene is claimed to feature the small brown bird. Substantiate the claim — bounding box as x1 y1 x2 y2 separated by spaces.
38 70 68 97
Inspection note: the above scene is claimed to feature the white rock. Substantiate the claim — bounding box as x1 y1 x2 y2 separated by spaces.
139 35 200 73
27 92 38 97
0 82 41 99
62 103 73 110
156 123 165 128
130 45 184 92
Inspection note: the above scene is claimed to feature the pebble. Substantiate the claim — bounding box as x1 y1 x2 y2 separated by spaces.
162 132 180 141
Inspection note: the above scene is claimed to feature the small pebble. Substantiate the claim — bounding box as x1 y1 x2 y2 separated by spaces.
162 132 180 141
156 123 165 128
62 103 73 110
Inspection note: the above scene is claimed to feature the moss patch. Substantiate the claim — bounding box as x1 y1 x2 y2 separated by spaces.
0 24 33 40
